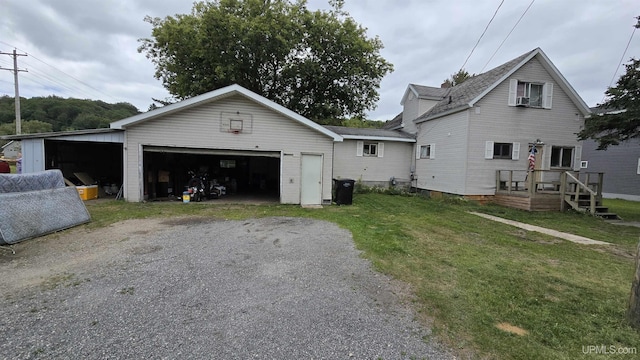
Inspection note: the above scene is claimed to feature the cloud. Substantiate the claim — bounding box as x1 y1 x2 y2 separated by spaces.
0 0 638 120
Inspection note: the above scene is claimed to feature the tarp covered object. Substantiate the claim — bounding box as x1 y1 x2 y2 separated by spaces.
0 170 90 245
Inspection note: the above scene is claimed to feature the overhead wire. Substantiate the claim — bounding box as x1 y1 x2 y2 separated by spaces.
601 17 638 104
459 0 505 72
481 0 536 72
0 40 120 102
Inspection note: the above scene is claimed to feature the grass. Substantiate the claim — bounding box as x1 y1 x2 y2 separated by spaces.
84 195 640 359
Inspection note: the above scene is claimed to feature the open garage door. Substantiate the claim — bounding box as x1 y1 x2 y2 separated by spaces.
45 139 123 194
142 146 281 202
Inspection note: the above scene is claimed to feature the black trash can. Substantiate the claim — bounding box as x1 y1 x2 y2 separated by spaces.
333 178 355 205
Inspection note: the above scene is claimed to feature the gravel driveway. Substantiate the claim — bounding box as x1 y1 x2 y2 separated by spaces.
0 217 451 359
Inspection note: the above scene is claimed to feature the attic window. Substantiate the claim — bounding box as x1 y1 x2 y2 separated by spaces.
508 79 553 109
517 82 543 107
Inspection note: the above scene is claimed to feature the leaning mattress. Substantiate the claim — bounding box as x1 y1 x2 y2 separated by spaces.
0 170 91 245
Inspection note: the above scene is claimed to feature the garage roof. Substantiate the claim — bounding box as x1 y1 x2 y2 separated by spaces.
110 84 343 142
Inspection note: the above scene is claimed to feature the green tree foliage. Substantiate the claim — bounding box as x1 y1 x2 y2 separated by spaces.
578 58 640 149
340 117 384 128
138 0 393 123
442 69 472 87
0 95 140 135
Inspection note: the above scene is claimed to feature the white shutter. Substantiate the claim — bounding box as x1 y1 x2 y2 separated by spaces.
573 145 582 171
377 142 384 158
512 142 520 160
356 141 363 157
416 145 421 159
543 83 553 109
637 158 640 175
430 143 435 159
485 141 494 159
508 79 518 106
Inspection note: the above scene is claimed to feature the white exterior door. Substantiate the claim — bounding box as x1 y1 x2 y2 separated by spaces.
300 154 322 205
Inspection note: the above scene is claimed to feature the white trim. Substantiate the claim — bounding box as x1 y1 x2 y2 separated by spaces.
508 79 518 106
429 143 435 159
512 142 520 160
110 84 343 141
356 140 364 157
340 135 415 142
542 82 553 109
485 141 494 159
377 142 384 158
637 157 640 175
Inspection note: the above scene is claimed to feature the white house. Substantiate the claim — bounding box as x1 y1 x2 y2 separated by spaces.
324 126 415 187
406 48 590 199
1 140 21 159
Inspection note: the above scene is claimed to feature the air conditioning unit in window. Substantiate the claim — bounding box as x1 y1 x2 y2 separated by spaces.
516 96 530 107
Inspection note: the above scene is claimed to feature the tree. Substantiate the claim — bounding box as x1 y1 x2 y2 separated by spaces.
138 0 393 122
577 58 640 149
442 69 472 87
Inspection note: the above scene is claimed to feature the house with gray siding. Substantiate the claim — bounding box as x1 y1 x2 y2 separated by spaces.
324 126 415 187
581 138 640 201
408 48 591 199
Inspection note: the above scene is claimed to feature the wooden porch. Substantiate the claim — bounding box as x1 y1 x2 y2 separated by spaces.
494 170 618 218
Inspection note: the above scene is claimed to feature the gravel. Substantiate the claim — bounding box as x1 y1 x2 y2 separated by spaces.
0 217 452 359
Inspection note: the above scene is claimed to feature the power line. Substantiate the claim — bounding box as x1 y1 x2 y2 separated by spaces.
481 0 536 72
460 0 505 72
0 40 119 102
601 16 639 104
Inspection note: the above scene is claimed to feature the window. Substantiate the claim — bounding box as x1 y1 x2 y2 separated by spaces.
508 79 552 108
419 144 435 159
551 146 573 168
356 141 384 158
363 142 377 156
485 141 520 160
493 143 513 159
516 82 543 107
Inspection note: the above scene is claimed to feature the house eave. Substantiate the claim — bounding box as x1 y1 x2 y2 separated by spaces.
341 135 416 143
414 105 471 124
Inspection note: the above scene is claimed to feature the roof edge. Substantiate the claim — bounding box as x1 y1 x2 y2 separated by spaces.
110 84 343 141
341 135 415 142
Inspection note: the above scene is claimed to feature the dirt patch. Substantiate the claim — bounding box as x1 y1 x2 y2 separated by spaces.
0 218 175 296
496 322 529 336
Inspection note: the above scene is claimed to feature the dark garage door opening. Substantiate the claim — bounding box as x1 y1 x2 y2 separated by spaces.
143 147 280 202
45 140 123 189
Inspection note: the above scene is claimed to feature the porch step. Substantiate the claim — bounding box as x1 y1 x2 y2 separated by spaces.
592 212 621 220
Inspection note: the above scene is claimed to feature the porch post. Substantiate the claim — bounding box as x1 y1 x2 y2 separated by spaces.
560 171 567 211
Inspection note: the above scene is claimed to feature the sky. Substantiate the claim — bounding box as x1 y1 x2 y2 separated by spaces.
0 0 638 121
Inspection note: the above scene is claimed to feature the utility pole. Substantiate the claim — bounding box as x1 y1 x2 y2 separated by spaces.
0 49 27 134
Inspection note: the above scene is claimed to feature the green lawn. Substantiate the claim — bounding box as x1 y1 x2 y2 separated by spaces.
85 194 640 359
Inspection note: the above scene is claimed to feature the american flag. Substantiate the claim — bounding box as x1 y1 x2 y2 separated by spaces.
528 146 537 171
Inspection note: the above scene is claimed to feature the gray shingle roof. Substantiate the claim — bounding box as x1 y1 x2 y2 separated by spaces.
323 125 414 140
414 49 537 123
410 84 449 100
381 112 403 130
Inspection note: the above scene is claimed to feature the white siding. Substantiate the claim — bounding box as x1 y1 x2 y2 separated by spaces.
123 95 334 203
20 138 45 173
402 97 439 134
466 57 585 195
333 140 413 185
414 111 469 194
